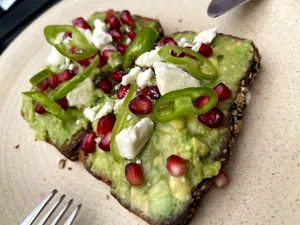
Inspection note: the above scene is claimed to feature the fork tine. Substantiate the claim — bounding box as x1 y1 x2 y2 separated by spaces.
49 199 73 225
20 189 57 225
36 194 66 225
63 204 82 225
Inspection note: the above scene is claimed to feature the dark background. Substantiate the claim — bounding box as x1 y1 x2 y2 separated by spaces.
0 0 61 54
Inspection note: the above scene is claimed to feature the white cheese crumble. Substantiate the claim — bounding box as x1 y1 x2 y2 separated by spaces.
136 68 153 89
125 37 131 46
94 102 114 121
136 159 142 164
126 115 132 121
177 37 192 47
192 28 217 52
76 120 81 125
77 27 93 44
83 105 100 121
124 25 131 33
135 47 162 67
116 118 154 159
68 63 75 70
92 19 112 49
95 137 102 144
114 98 125 113
181 177 186 183
153 62 200 95
147 182 151 187
66 78 94 108
47 46 69 66
101 44 117 52
121 67 141 86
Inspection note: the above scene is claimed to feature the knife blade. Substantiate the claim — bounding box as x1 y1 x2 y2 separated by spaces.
207 0 250 18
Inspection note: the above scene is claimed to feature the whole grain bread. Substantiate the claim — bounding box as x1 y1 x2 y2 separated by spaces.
79 33 261 224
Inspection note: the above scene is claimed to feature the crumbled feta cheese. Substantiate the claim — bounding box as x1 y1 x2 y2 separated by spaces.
181 177 186 183
66 78 94 108
83 105 100 121
68 63 75 70
192 28 217 52
125 37 131 46
114 98 125 113
147 182 151 187
124 25 131 33
135 47 162 67
54 33 64 44
136 68 153 89
116 118 154 159
77 27 93 44
101 44 117 52
153 62 200 95
136 159 142 164
121 67 141 86
76 120 81 125
94 102 114 120
47 46 69 66
92 19 112 49
95 137 102 143
127 115 132 121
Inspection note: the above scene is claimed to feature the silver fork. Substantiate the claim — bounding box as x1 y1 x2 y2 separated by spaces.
20 190 82 225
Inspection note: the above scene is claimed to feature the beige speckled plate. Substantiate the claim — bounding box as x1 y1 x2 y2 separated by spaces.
1 0 299 224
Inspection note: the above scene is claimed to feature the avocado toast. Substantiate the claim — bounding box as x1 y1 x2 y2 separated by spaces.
21 10 163 161
79 31 260 224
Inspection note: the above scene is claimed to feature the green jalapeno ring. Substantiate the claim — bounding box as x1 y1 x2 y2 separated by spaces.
29 69 53 86
153 87 218 123
158 46 218 80
44 25 98 61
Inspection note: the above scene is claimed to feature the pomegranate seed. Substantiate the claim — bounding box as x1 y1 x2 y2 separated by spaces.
36 79 49 92
214 83 232 102
77 58 90 67
89 54 107 68
48 75 60 89
137 85 161 100
212 171 229 188
108 29 123 41
98 132 112 152
195 96 209 109
108 16 120 29
197 108 224 128
104 9 116 23
117 84 130 99
178 51 196 59
58 70 72 83
129 95 152 115
162 37 178 46
96 113 116 136
125 163 144 186
81 132 97 153
111 71 124 83
72 17 91 30
96 78 112 94
127 30 136 40
170 50 177 57
102 49 116 62
55 97 68 110
35 103 46 114
166 155 187 177
120 10 134 26
117 43 127 55
198 43 213 58
63 32 72 40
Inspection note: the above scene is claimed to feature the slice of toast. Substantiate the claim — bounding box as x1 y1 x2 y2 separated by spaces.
21 12 164 161
79 32 261 224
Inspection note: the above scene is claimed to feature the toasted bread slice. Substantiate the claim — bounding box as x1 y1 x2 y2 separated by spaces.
21 12 164 161
79 32 261 224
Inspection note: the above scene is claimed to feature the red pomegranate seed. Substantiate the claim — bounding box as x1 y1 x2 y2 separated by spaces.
96 78 112 94
125 163 144 186
77 58 90 67
96 113 116 136
108 16 120 29
63 32 72 40
163 37 178 46
120 10 134 26
89 54 107 68
36 79 49 92
117 84 130 99
198 43 213 58
178 51 196 59
55 97 68 110
195 96 209 109
81 132 97 153
214 83 232 102
108 29 123 41
197 108 224 128
166 155 187 177
72 17 91 30
102 49 116 62
104 9 116 23
117 44 127 55
48 74 60 89
98 132 112 152
35 103 46 114
127 30 136 40
212 170 229 188
129 95 152 115
58 70 72 83
137 85 161 100
111 71 124 83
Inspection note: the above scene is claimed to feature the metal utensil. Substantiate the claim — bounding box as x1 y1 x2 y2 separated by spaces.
207 0 250 18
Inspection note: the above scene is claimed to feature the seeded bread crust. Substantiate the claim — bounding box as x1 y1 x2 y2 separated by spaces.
79 34 261 225
21 15 164 161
